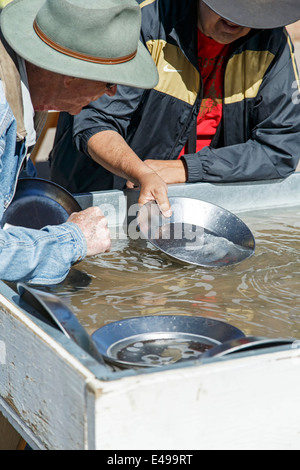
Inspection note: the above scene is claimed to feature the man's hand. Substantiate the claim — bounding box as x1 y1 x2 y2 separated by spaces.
126 159 188 217
138 171 172 217
67 207 111 256
88 131 172 217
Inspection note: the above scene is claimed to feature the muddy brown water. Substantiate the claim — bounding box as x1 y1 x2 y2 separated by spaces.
44 205 300 341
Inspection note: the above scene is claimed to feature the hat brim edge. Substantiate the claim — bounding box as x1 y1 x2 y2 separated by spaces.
202 0 300 29
1 0 158 89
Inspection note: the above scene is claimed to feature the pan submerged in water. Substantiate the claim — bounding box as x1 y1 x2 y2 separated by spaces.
17 285 244 370
91 315 245 369
137 197 255 267
17 285 243 369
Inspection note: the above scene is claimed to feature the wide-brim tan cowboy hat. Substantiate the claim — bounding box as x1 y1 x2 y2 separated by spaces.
202 0 300 29
0 0 159 89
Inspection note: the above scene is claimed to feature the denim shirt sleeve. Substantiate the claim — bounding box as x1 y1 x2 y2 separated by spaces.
0 221 87 285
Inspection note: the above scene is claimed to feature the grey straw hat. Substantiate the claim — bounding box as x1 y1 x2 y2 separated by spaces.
1 0 158 89
202 0 300 29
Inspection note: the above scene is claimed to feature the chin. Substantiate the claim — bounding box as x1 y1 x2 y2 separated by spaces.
37 105 61 112
214 32 239 44
68 108 83 115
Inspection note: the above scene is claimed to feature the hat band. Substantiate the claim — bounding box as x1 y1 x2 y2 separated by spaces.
33 20 137 65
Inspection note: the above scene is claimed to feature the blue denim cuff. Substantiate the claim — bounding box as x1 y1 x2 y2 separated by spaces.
62 222 87 262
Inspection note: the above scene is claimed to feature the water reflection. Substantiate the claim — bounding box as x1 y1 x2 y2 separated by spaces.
47 206 300 340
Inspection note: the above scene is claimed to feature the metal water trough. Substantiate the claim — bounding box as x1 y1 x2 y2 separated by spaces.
0 174 300 450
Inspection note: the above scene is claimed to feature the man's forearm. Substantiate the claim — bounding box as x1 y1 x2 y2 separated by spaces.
87 130 172 216
87 130 154 184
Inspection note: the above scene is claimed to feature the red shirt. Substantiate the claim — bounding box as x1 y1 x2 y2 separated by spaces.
179 29 230 157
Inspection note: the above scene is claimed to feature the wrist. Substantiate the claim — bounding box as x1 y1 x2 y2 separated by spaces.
132 164 158 185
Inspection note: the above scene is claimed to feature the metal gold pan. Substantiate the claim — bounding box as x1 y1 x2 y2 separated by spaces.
1 177 81 229
91 315 245 369
17 283 106 366
137 197 255 267
201 336 297 358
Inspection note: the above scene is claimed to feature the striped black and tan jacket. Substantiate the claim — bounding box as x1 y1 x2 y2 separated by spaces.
50 0 300 192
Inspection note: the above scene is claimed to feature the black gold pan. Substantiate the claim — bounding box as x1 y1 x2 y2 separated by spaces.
2 177 81 229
